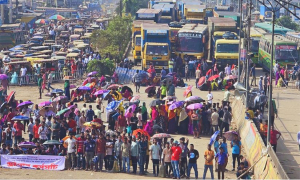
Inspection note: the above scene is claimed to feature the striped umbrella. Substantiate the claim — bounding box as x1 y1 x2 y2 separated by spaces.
49 14 65 20
35 19 48 24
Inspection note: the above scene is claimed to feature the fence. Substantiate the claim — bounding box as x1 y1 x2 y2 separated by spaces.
7 69 87 86
232 99 289 179
114 67 148 85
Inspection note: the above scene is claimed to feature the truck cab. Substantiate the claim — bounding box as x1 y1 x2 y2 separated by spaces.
133 35 142 65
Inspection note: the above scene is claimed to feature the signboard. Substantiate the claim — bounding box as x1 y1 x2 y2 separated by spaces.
240 49 246 61
0 0 8 4
275 45 296 50
147 30 167 35
178 33 202 38
138 13 155 18
45 9 57 16
1 155 65 170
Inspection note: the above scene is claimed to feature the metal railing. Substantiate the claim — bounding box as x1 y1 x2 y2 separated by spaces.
7 69 87 86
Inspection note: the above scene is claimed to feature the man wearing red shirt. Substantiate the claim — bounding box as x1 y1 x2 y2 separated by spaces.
7 108 15 124
13 121 24 145
68 117 77 135
92 115 103 125
76 132 86 170
171 141 182 179
95 133 106 171
33 120 41 143
270 126 281 152
117 113 126 132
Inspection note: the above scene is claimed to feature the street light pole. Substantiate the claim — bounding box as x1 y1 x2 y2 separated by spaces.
267 11 275 143
238 0 243 82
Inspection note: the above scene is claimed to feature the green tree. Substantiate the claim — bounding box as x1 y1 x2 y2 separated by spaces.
90 16 132 62
87 58 115 76
116 0 148 16
276 16 300 31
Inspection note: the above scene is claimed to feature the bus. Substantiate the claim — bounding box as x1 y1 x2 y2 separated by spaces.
176 24 209 60
284 32 300 62
258 34 298 71
214 39 239 68
254 22 294 35
248 27 266 64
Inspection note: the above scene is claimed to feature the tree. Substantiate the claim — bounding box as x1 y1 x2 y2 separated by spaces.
116 0 148 16
276 16 300 31
90 16 132 62
87 58 115 76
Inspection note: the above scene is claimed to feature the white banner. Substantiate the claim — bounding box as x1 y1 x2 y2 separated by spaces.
1 155 65 170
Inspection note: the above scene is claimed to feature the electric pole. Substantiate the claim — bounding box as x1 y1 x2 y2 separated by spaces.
119 0 122 17
238 0 243 82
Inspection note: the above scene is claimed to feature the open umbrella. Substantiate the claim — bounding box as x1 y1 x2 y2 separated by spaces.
43 140 62 145
198 76 206 87
0 102 7 113
49 14 65 20
106 101 121 112
145 86 156 93
87 71 98 77
7 91 15 103
125 104 137 117
105 129 117 137
121 86 133 94
130 95 140 102
107 84 122 90
185 96 204 103
183 85 193 97
17 101 33 108
169 101 185 110
35 19 48 24
225 75 237 80
163 96 177 100
83 121 101 127
94 90 110 96
12 115 29 121
56 108 70 116
18 142 36 148
53 96 68 103
187 103 203 110
78 86 91 91
132 129 150 140
0 74 8 80
209 131 220 145
152 124 164 134
149 99 162 107
38 101 52 107
70 84 76 89
152 133 171 139
51 89 64 94
223 131 239 141
123 101 139 108
208 74 219 81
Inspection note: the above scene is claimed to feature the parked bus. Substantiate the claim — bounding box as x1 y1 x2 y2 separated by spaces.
285 32 300 62
255 22 294 35
248 27 266 64
258 34 298 71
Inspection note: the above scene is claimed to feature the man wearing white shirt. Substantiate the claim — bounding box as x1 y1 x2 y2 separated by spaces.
20 65 27 86
65 134 77 170
207 90 213 107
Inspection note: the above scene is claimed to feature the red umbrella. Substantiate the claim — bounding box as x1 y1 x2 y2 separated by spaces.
208 75 219 81
132 129 150 140
7 91 15 103
152 133 171 139
225 75 237 80
107 84 122 90
198 76 206 86
145 86 156 93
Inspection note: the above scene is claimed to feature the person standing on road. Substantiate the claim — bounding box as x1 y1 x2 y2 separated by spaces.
270 126 281 152
95 133 106 171
263 73 268 94
150 138 161 177
83 135 95 171
203 144 214 179
162 142 172 177
65 134 77 170
139 135 147 175
215 147 227 179
132 70 142 93
220 108 231 136
121 137 131 173
171 140 182 180
179 137 189 178
207 90 213 107
37 74 43 99
231 134 241 171
130 136 139 174
195 67 201 88
187 144 199 179
250 64 257 86
169 58 174 73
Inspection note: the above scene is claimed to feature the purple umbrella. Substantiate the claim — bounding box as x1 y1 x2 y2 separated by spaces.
125 104 136 117
78 86 91 90
18 141 36 148
68 105 76 109
187 103 203 110
0 74 8 80
94 90 110 96
169 101 185 110
87 71 98 77
17 101 33 108
38 101 51 107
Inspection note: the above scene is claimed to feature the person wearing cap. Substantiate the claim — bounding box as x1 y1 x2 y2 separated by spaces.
171 140 182 179
4 122 16 148
150 138 161 177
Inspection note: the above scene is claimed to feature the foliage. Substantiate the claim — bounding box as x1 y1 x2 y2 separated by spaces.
276 16 300 31
115 0 148 16
90 16 132 62
87 58 115 76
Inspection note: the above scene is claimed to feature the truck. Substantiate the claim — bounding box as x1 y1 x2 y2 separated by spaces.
141 23 170 72
148 0 176 9
177 0 202 21
213 11 241 30
259 5 280 21
152 3 176 24
132 20 155 65
183 4 206 24
136 9 162 23
175 24 209 61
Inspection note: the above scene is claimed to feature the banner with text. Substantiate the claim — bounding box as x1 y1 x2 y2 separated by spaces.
1 155 65 170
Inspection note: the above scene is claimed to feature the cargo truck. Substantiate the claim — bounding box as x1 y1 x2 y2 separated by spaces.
183 4 206 24
136 9 162 23
152 3 176 24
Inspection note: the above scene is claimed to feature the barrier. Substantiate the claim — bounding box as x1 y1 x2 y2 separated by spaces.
114 67 147 85
232 99 288 179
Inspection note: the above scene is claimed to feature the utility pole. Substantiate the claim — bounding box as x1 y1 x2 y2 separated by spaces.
245 0 251 107
9 0 12 23
238 0 243 82
119 0 122 17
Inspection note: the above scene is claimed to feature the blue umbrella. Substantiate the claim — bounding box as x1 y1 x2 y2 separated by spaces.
169 101 185 110
12 115 29 121
209 131 220 145
51 89 64 94
102 91 110 99
78 86 91 90
106 101 121 112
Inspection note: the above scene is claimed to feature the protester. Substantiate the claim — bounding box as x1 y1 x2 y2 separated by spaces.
187 144 199 179
231 134 241 171
150 138 161 177
203 144 214 179
215 147 227 179
171 140 181 180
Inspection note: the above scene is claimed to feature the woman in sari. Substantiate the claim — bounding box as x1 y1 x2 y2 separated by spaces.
158 105 167 131
275 71 280 85
178 108 189 134
64 80 70 100
42 72 47 93
151 106 158 122
167 109 176 134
